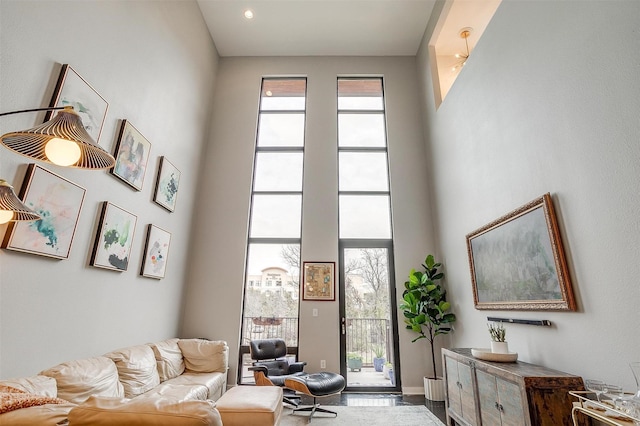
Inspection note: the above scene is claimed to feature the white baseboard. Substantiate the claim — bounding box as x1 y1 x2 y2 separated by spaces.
401 386 425 395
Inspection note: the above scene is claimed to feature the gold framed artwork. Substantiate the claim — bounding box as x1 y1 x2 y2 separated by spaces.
466 193 576 311
111 120 152 191
90 202 137 272
140 224 171 279
153 156 181 212
302 261 335 301
45 64 109 143
1 164 86 260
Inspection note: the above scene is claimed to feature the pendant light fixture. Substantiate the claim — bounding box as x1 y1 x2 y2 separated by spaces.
452 27 473 72
0 179 41 224
0 106 115 169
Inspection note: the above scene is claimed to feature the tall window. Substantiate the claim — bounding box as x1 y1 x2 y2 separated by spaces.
338 77 398 389
338 78 391 240
239 78 306 384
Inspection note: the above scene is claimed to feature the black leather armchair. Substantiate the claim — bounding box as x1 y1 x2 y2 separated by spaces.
249 338 307 406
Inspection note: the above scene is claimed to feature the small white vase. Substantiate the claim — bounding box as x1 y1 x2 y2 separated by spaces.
491 341 509 354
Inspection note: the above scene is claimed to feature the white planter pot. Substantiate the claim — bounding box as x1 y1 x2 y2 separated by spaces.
491 341 509 354
382 364 391 379
424 377 446 402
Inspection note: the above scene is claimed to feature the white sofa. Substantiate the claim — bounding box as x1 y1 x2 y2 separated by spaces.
0 338 228 425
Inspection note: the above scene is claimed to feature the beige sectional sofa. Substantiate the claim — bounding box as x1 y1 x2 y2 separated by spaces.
0 338 228 425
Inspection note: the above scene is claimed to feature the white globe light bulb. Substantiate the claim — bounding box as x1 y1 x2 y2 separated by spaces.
45 138 81 166
0 210 14 224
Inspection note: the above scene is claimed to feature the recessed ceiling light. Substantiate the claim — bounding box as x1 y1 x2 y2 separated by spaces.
244 9 254 19
265 90 273 97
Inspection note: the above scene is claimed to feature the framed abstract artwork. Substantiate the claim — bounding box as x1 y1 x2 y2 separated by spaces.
153 156 181 212
302 261 335 301
110 120 152 191
45 64 109 143
1 164 86 259
140 224 171 279
466 193 576 311
90 202 137 271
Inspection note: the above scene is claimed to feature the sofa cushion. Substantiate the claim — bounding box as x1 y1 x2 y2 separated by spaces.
136 382 209 401
40 356 124 404
0 375 58 398
177 340 228 373
68 396 223 426
149 338 185 382
0 402 77 425
104 345 160 398
162 371 226 401
215 386 283 426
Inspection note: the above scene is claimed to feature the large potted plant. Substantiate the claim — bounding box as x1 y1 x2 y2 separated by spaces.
400 254 456 401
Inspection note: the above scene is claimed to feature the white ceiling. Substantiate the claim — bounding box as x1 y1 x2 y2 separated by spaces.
196 0 437 57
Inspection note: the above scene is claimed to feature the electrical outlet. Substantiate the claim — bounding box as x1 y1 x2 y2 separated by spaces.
312 308 318 317
320 360 326 369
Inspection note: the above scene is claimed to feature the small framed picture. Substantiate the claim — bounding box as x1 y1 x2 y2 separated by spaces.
140 224 172 279
153 156 181 212
302 261 335 301
1 164 86 259
45 64 109 143
90 202 137 271
111 120 152 191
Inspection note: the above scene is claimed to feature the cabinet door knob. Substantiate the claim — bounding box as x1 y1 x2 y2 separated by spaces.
498 403 504 412
494 401 500 410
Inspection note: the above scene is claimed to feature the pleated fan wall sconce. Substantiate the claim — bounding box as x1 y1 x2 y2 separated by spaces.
0 106 115 169
0 180 41 224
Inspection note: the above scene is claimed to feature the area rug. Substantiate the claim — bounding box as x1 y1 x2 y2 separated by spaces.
279 405 445 426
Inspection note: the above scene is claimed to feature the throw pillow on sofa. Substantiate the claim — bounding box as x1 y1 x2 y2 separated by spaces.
0 375 58 398
104 345 160 398
177 339 228 373
148 338 185 382
40 356 124 404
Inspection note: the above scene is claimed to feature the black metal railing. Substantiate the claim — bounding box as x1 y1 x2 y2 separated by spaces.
345 318 391 365
241 316 390 366
242 316 299 347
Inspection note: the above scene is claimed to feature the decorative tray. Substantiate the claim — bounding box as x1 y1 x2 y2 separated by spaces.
471 348 518 362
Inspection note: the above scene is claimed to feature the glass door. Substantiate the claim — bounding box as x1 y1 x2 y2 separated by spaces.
339 241 400 391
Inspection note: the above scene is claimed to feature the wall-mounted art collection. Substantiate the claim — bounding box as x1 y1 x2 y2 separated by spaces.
2 64 183 279
111 120 152 191
45 64 109 143
1 164 86 259
153 156 181 212
140 224 172 279
90 202 137 271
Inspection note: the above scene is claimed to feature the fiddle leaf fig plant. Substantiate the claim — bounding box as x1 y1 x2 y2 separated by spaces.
400 254 456 380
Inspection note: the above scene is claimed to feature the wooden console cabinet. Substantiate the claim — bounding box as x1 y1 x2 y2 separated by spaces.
443 348 585 426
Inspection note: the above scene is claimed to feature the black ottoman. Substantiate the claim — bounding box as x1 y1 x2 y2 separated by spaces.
284 372 346 421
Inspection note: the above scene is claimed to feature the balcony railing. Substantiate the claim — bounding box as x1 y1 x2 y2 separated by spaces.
241 316 390 365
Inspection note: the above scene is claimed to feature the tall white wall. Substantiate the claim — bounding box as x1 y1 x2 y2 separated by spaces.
181 56 439 392
417 0 640 389
0 0 219 378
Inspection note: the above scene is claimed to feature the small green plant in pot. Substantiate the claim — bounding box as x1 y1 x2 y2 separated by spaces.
487 322 508 353
347 352 363 372
400 254 456 400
